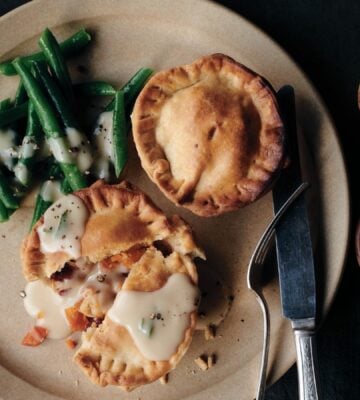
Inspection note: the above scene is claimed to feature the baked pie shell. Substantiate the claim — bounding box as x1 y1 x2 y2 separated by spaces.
131 53 285 216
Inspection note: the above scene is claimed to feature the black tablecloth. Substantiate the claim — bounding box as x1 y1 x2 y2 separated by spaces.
1 1 359 399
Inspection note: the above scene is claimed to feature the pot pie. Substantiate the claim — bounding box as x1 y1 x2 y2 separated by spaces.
21 180 204 390
131 53 285 216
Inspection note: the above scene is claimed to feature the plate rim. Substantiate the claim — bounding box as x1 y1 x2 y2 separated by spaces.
0 0 350 398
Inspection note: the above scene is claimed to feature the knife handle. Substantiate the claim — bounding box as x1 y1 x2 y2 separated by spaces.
294 328 321 400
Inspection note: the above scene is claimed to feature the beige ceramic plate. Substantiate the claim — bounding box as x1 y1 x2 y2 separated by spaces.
0 1 349 399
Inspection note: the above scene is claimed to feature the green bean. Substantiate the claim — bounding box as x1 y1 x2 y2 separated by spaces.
0 28 91 76
39 28 74 104
12 58 61 134
14 101 43 187
74 81 116 97
0 101 28 128
33 61 93 172
0 197 9 222
0 168 19 209
59 163 87 189
105 67 153 112
36 157 61 180
30 192 52 229
10 82 28 136
60 178 72 195
0 99 19 171
0 99 12 221
30 160 67 229
14 82 27 106
33 61 77 128
112 91 128 177
0 98 11 110
12 58 87 191
30 174 72 229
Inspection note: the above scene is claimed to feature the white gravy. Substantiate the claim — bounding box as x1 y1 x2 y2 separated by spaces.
0 128 18 170
14 163 29 185
92 111 114 181
23 280 71 339
47 136 73 164
23 262 128 339
37 194 88 258
108 273 199 361
40 180 62 202
65 127 93 172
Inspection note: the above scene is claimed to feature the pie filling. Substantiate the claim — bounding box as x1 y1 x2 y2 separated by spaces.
24 247 142 339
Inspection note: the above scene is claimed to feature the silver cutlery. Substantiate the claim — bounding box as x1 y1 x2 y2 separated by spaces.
247 180 309 400
273 85 321 400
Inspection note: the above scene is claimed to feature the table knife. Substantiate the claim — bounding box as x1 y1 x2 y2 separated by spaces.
272 85 320 400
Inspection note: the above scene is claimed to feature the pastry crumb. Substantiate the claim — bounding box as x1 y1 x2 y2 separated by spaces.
159 373 169 385
204 323 216 340
207 353 216 369
66 338 78 349
194 355 208 371
74 379 79 386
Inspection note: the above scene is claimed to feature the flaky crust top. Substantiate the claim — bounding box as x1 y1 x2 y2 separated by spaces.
131 53 284 216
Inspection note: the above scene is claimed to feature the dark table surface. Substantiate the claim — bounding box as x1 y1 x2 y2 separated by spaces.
1 1 359 399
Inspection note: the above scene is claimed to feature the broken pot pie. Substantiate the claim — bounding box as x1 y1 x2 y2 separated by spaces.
21 181 204 390
131 53 285 216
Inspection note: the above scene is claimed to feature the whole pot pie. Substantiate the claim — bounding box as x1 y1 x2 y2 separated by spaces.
21 181 204 391
131 53 285 217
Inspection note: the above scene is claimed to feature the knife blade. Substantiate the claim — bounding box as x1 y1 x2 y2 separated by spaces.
273 85 320 400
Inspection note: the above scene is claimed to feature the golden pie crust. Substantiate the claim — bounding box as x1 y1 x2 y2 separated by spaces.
21 180 204 390
74 247 198 390
131 53 285 216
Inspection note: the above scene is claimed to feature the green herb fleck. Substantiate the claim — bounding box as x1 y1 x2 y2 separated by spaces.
55 210 68 238
138 318 154 337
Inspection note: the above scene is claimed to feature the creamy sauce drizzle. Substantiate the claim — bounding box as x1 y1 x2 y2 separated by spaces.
14 136 40 184
37 194 88 258
40 180 62 202
24 280 71 339
47 137 73 164
108 273 199 361
23 262 128 339
20 136 38 159
65 127 93 172
92 111 114 181
14 163 29 185
0 128 18 170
